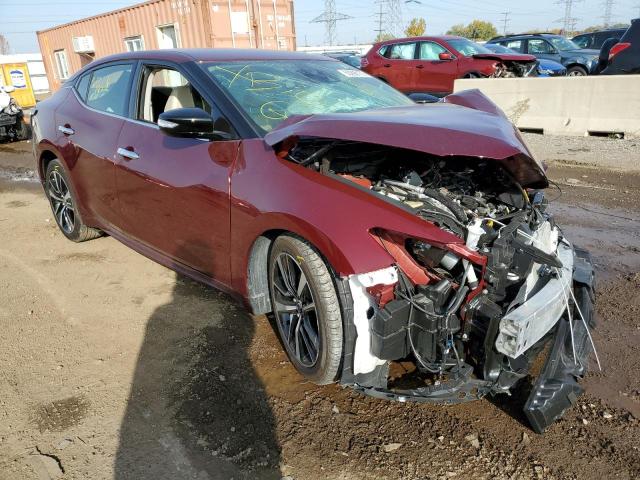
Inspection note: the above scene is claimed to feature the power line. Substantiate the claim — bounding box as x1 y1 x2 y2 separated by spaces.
602 0 615 27
310 0 353 46
500 11 511 34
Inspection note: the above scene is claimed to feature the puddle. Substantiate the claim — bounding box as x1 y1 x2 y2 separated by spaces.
0 167 38 183
550 200 640 279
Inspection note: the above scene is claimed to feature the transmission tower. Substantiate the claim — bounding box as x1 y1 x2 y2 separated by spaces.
386 0 404 37
556 0 583 35
500 11 511 35
601 0 614 27
311 0 353 46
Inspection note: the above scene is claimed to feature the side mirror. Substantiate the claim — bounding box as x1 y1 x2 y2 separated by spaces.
158 107 233 140
439 52 453 61
1 85 16 93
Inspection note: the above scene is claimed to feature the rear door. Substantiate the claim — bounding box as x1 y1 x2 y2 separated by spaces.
415 40 458 94
54 62 134 229
380 41 419 92
114 61 238 285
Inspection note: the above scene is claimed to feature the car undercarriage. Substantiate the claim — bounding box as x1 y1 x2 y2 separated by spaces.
283 137 597 433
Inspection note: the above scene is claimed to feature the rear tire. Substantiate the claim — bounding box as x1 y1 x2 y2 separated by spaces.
268 235 343 385
45 159 102 242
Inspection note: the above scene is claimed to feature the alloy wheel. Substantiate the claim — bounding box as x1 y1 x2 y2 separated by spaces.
47 170 75 234
271 253 320 367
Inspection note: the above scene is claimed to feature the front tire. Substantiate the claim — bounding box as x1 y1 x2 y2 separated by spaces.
45 159 102 242
567 66 588 76
268 235 343 385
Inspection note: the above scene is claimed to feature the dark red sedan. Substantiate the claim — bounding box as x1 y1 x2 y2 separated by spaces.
362 35 538 95
32 49 594 432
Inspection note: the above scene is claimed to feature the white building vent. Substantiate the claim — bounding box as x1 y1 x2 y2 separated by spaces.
72 36 95 53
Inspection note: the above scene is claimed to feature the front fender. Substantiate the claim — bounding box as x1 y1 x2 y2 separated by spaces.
228 139 464 298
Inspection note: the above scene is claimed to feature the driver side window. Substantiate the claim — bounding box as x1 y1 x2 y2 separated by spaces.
419 41 447 60
138 67 211 123
528 39 555 54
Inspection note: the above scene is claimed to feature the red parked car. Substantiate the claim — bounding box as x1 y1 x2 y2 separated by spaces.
362 36 539 95
32 49 595 432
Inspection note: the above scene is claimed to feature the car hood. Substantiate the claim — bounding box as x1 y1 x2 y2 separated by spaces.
472 53 537 62
264 89 548 189
562 48 600 57
538 58 565 69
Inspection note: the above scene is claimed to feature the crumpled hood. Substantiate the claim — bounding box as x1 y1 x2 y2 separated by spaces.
264 89 548 188
472 53 537 62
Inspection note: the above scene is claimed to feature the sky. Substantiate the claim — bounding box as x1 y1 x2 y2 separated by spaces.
2 0 640 54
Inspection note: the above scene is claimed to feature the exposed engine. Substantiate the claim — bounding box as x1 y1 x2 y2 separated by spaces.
491 60 538 78
287 139 575 402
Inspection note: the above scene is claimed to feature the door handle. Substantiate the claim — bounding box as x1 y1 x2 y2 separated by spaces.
416 65 424 69
383 63 391 67
117 147 139 160
58 125 74 135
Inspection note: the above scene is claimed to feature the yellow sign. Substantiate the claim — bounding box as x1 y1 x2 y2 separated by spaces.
1 63 36 108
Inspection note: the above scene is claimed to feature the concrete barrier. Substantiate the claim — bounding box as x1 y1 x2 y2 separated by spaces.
453 75 640 139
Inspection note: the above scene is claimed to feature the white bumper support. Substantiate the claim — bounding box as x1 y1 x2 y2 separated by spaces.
348 266 398 375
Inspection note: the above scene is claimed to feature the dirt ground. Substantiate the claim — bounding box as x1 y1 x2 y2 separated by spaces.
1 137 639 480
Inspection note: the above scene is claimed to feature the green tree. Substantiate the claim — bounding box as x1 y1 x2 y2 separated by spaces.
446 20 498 40
375 32 395 42
405 17 426 37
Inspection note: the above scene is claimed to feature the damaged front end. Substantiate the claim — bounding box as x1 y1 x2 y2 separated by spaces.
267 92 597 432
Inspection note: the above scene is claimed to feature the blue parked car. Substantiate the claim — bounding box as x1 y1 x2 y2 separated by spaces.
484 43 567 76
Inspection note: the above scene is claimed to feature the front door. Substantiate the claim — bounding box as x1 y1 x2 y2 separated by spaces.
115 63 238 286
415 41 459 94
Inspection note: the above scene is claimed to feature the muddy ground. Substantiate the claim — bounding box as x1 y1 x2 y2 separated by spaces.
0 137 639 480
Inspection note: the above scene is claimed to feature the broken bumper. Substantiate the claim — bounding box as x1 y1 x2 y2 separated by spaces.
342 248 596 432
524 247 596 433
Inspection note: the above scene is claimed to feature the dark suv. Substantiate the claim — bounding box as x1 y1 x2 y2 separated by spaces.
602 18 640 74
487 33 599 75
572 28 628 50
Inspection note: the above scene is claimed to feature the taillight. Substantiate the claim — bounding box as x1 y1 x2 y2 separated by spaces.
609 42 631 60
360 57 369 68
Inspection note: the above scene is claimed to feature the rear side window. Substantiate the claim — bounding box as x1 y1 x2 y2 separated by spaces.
85 64 133 116
387 42 417 60
75 73 91 101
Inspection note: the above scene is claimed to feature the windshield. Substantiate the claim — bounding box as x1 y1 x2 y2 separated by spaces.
204 60 414 133
447 38 494 56
548 36 581 51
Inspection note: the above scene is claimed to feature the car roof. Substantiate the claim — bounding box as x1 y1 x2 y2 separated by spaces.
376 35 464 45
489 33 562 41
88 48 333 67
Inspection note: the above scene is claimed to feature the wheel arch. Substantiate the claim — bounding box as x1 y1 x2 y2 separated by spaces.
38 149 58 185
245 225 356 316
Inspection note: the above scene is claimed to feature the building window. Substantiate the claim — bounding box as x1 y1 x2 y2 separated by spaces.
156 24 179 49
124 36 145 52
54 50 70 80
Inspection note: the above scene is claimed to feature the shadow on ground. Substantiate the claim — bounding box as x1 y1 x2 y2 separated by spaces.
114 260 282 479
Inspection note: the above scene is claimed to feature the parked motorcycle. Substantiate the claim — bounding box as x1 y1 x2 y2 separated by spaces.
0 85 29 142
